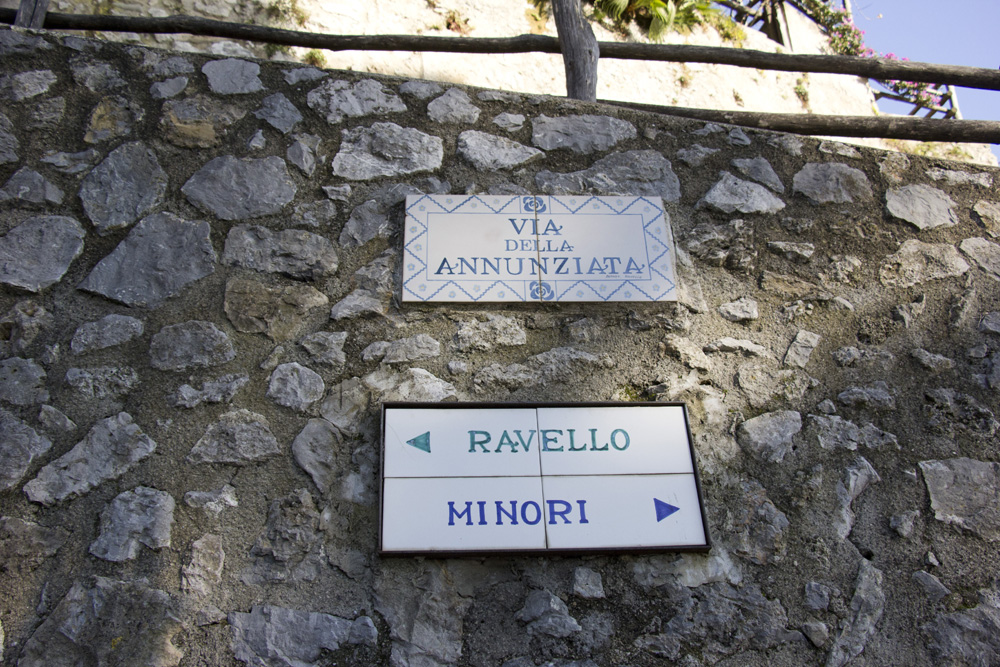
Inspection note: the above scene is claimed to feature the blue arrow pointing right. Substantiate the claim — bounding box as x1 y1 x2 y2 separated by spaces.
406 431 431 453
654 498 679 522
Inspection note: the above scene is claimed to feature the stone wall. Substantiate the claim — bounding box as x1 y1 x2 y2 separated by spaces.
2 25 1000 667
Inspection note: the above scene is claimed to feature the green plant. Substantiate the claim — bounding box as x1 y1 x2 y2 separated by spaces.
258 0 308 26
794 77 809 106
704 10 745 46
445 9 472 35
264 43 292 58
532 0 718 41
303 49 326 68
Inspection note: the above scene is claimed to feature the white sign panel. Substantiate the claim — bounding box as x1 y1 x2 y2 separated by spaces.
380 403 709 554
402 195 679 303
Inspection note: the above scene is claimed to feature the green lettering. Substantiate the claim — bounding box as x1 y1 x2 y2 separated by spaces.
468 430 491 453
589 428 608 451
541 429 564 451
567 429 586 451
611 428 630 450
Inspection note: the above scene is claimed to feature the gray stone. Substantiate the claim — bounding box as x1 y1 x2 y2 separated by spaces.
268 362 325 411
698 172 786 215
364 366 457 402
300 331 347 366
890 189 958 238
323 184 352 202
188 409 280 465
223 225 338 280
702 337 770 357
729 480 789 565
728 127 751 145
768 241 815 262
361 341 391 362
927 167 992 187
448 360 469 374
254 92 302 133
182 156 296 220
79 142 168 234
331 122 443 180
573 567 605 599
66 366 138 399
973 200 1000 238
0 216 84 292
71 314 143 355
84 95 141 144
149 55 195 78
911 348 954 372
913 570 950 602
202 58 263 94
0 409 52 490
24 412 156 506
287 135 318 176
0 357 48 405
0 516 67 568
493 112 525 131
784 329 821 368
838 381 895 409
161 95 246 148
474 347 611 393
919 458 1000 541
835 457 881 539
150 75 187 98
925 584 1000 665
683 218 756 271
38 404 75 432
531 114 636 153
340 180 445 246
293 199 337 227
184 485 238 515
182 533 224 597
0 69 57 100
802 621 829 648
677 144 719 167
810 414 859 450
0 112 18 164
307 78 406 123
150 320 234 371
399 80 442 99
826 560 885 667
455 315 527 351
284 66 326 85
230 605 377 666
292 418 341 496
718 296 759 322
243 488 325 584
732 157 785 192
981 312 1000 334
80 213 216 307
18 577 182 667
516 589 582 637
0 301 50 357
924 388 998 438
0 30 52 56
90 486 174 562
960 237 1000 279
736 410 802 462
0 167 63 206
735 366 813 408
371 333 441 363
890 510 920 538
536 150 681 201
793 163 872 204
169 374 249 408
319 377 370 436
458 130 543 170
224 278 329 341
70 61 123 92
248 129 266 150
428 88 480 123
805 582 833 611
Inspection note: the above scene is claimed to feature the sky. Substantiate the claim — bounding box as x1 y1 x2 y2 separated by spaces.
847 0 1000 159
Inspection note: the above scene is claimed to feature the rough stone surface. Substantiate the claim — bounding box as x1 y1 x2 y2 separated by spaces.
698 172 786 214
184 485 238 515
960 237 1000 279
826 560 885 667
736 410 802 462
331 122 443 180
920 458 1000 541
458 130 543 170
319 377 370 436
224 278 329 341
366 333 441 363
793 162 872 204
728 480 789 565
89 486 174 562
292 418 341 496
573 567 605 599
516 589 582 637
536 150 681 201
718 296 759 322
493 112 525 131
0 516 67 568
182 156 297 220
879 240 970 287
0 357 48 405
835 456 881 538
0 216 84 292
223 224 338 280
188 409 280 465
365 366 457 402
307 78 406 123
79 142 168 234
18 577 182 667
169 374 249 409
398 80 441 98
886 184 958 230
65 365 139 399
254 92 302 133
300 331 347 366
161 94 246 147
24 413 156 506
531 114 636 153
267 362 325 411
973 199 1000 238
925 582 1000 666
474 347 611 393
428 88 480 123
79 212 216 307
0 167 63 206
202 58 262 94
677 143 720 167
150 320 234 371
0 408 52 490
71 314 143 354
150 75 187 98
455 315 527 351
732 157 785 192
784 329 821 368
230 605 377 666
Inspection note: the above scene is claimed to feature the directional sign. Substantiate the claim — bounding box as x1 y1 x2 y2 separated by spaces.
380 403 710 554
402 195 679 303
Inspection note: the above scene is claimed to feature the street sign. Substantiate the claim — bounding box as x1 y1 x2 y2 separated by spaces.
401 195 679 303
379 403 710 555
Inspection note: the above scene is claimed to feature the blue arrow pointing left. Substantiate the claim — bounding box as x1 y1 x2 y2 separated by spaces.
654 498 679 522
407 431 431 453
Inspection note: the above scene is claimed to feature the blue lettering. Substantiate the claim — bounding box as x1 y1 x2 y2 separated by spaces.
515 429 535 452
477 501 487 525
554 257 569 274
496 501 518 525
589 428 608 451
509 218 532 234
448 501 473 526
521 501 542 525
611 428 630 450
604 257 622 273
547 499 572 524
577 500 589 524
458 258 477 275
587 258 606 274
567 429 586 451
504 257 525 276
625 257 644 274
468 430 491 453
541 429 563 451
435 258 455 275
541 220 562 235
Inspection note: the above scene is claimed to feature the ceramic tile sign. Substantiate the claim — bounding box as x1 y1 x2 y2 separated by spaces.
380 403 710 555
402 195 678 303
